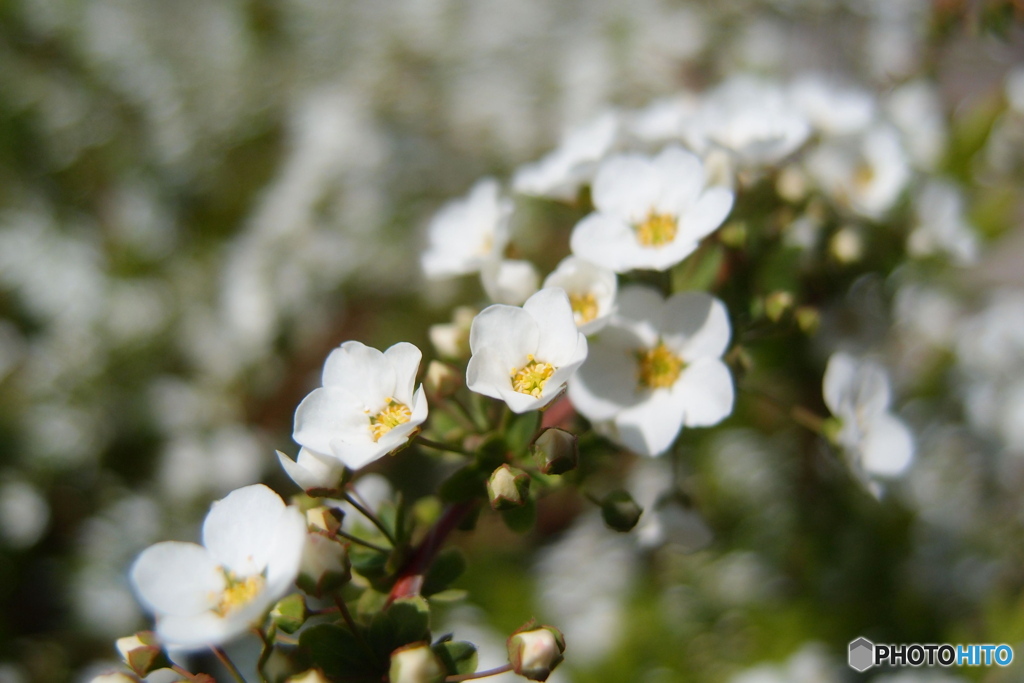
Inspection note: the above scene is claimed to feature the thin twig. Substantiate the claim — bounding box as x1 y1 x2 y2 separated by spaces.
446 664 514 681
334 528 391 554
334 596 376 660
342 490 397 546
416 435 471 456
210 646 247 683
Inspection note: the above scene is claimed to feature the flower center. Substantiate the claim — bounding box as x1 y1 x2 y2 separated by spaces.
634 211 678 248
568 292 599 325
369 398 412 441
511 355 555 398
853 162 875 190
216 572 265 616
636 343 684 389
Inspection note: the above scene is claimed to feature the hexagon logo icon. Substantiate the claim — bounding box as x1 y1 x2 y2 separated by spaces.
848 637 875 672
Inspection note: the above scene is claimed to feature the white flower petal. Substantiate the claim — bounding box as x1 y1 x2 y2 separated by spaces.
673 358 734 427
677 187 733 244
202 484 287 576
157 611 241 650
322 342 396 412
570 213 636 273
569 332 645 421
651 146 704 215
592 154 660 222
383 342 422 405
822 352 857 415
468 304 539 368
524 288 582 366
614 286 664 345
861 412 914 477
264 505 307 590
466 347 512 401
662 292 731 361
614 392 687 457
131 542 224 618
293 386 370 456
277 448 346 491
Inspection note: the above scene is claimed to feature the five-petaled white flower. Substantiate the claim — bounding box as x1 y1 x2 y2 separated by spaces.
466 287 588 413
293 341 428 470
542 256 618 335
569 145 733 273
130 484 306 650
421 177 511 278
569 285 734 457
823 352 915 480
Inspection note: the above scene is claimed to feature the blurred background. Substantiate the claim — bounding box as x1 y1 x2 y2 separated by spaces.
0 0 1022 681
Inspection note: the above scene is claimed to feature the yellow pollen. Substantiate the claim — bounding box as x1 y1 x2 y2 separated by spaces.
369 398 412 442
569 292 599 325
853 162 875 189
511 355 555 398
215 572 264 616
634 211 678 248
636 343 684 389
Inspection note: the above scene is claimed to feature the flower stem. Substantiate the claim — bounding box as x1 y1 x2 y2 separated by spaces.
342 490 397 547
334 528 391 554
452 393 488 432
211 646 247 683
388 500 478 604
446 664 514 681
334 596 376 660
416 435 471 456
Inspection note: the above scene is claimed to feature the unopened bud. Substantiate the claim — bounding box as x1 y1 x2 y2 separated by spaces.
822 417 844 444
487 465 530 510
429 307 476 360
115 631 170 677
600 490 643 532
90 673 140 683
719 221 747 249
795 306 820 334
507 626 566 681
424 360 462 401
389 642 446 683
830 226 863 263
298 533 351 597
270 593 307 634
306 506 343 534
764 291 794 322
286 670 330 683
531 428 578 475
776 166 808 202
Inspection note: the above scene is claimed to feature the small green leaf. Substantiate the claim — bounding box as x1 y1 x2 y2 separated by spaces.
672 243 724 292
350 546 389 580
505 411 540 455
440 466 485 503
299 624 379 679
433 640 478 676
368 596 432 659
501 497 536 533
422 548 466 597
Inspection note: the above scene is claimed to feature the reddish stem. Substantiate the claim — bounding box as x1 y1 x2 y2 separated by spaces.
387 500 478 604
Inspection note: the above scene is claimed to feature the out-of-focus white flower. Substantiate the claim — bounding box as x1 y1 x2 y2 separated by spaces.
130 485 305 650
277 447 347 491
789 75 875 137
806 125 910 220
626 95 699 145
541 256 617 334
293 342 427 470
512 112 618 201
569 146 733 273
823 352 914 479
481 258 540 305
629 459 712 551
907 180 978 266
0 479 50 549
570 286 734 457
429 306 476 360
729 643 840 683
684 76 811 167
421 178 511 278
466 287 588 413
886 80 946 171
1007 66 1024 115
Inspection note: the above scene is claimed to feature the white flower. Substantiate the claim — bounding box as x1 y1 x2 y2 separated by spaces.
466 287 588 413
806 124 910 220
886 80 946 171
542 256 617 334
684 75 811 166
129 484 305 650
907 180 979 266
276 447 347 491
569 146 733 273
789 75 876 137
293 341 428 470
569 285 734 457
421 178 511 278
512 112 618 201
480 258 540 305
822 352 914 479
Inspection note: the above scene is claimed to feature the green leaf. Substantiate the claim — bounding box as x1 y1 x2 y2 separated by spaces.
671 243 724 292
350 546 389 580
433 640 478 676
422 548 466 597
501 497 536 533
440 466 485 503
368 596 432 660
505 411 540 456
299 623 379 679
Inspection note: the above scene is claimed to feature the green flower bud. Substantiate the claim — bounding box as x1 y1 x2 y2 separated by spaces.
795 306 820 334
507 625 566 681
531 428 579 475
764 291 794 322
600 490 643 532
487 464 530 510
115 631 171 678
389 642 446 683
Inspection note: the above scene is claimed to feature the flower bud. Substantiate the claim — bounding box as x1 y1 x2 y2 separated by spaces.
429 306 476 360
795 306 820 334
507 626 565 681
600 490 643 532
764 291 794 322
389 642 446 683
270 593 307 634
531 428 579 475
424 360 462 401
286 669 330 683
830 226 863 263
297 532 351 597
306 505 343 534
487 464 530 510
89 673 140 683
718 221 747 249
115 631 171 677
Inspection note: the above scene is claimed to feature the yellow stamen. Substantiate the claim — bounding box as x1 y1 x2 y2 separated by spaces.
369 398 412 441
634 211 678 248
511 355 555 398
636 343 684 389
215 573 264 616
853 162 875 189
569 292 599 325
